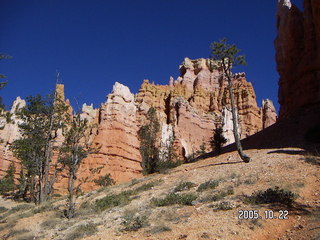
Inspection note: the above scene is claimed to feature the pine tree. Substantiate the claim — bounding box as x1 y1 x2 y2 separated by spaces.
10 93 69 204
210 127 227 154
138 107 160 174
0 162 16 194
59 114 98 218
210 38 251 163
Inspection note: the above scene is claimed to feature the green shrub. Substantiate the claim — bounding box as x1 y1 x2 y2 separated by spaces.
93 173 115 187
152 193 197 207
212 201 233 211
94 190 135 211
138 107 161 175
16 234 36 240
226 187 234 195
0 162 16 194
246 187 297 206
120 213 148 232
66 223 98 240
9 204 32 213
147 225 172 234
17 211 34 219
197 179 220 192
129 179 141 186
155 160 183 173
229 172 239 179
135 180 163 192
173 181 196 192
243 178 257 185
32 202 54 214
201 187 234 202
210 127 227 154
0 206 8 213
40 218 60 229
8 228 30 237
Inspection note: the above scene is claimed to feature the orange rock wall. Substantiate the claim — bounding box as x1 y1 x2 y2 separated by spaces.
0 58 277 192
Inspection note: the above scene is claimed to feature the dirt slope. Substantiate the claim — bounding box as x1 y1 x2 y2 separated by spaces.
0 146 319 240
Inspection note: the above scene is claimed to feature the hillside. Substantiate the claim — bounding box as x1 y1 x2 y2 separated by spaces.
0 145 319 240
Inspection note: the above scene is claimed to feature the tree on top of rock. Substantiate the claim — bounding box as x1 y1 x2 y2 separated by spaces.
210 38 251 163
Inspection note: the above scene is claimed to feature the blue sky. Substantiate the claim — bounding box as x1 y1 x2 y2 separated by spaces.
0 0 303 112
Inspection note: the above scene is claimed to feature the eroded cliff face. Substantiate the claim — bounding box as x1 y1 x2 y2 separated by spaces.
76 82 142 191
0 97 26 178
275 0 320 118
262 99 277 129
0 58 277 191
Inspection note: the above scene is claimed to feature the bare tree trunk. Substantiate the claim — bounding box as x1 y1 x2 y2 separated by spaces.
30 176 36 203
227 76 251 163
67 171 75 218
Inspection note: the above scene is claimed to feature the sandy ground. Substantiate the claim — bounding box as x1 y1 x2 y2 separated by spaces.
0 147 319 240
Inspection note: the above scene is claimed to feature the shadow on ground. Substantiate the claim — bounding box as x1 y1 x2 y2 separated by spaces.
198 105 320 160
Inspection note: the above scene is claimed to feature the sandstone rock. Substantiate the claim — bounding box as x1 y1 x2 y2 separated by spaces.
262 99 277 128
55 84 65 101
222 107 236 145
81 103 98 122
0 97 26 178
275 0 320 118
77 82 142 191
1 96 26 144
0 58 275 193
135 58 266 159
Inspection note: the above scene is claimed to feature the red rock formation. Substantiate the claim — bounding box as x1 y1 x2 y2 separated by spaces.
0 59 277 192
77 82 142 191
0 97 25 178
275 0 320 118
262 99 277 128
135 58 273 160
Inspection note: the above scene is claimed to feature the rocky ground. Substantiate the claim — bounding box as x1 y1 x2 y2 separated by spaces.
0 147 319 240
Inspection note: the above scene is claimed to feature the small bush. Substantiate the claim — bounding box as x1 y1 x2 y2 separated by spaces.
212 201 233 211
243 178 257 185
0 206 8 213
93 173 115 187
94 190 135 211
135 180 163 192
226 187 234 195
155 160 183 173
17 211 34 219
9 228 30 237
41 218 60 229
16 234 36 240
130 179 141 186
66 223 98 240
201 187 234 202
152 193 197 207
173 181 196 192
229 172 238 179
52 193 62 198
246 187 297 206
0 162 16 194
120 213 148 232
210 127 227 154
197 179 220 192
9 204 32 213
33 203 53 214
147 225 172 234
